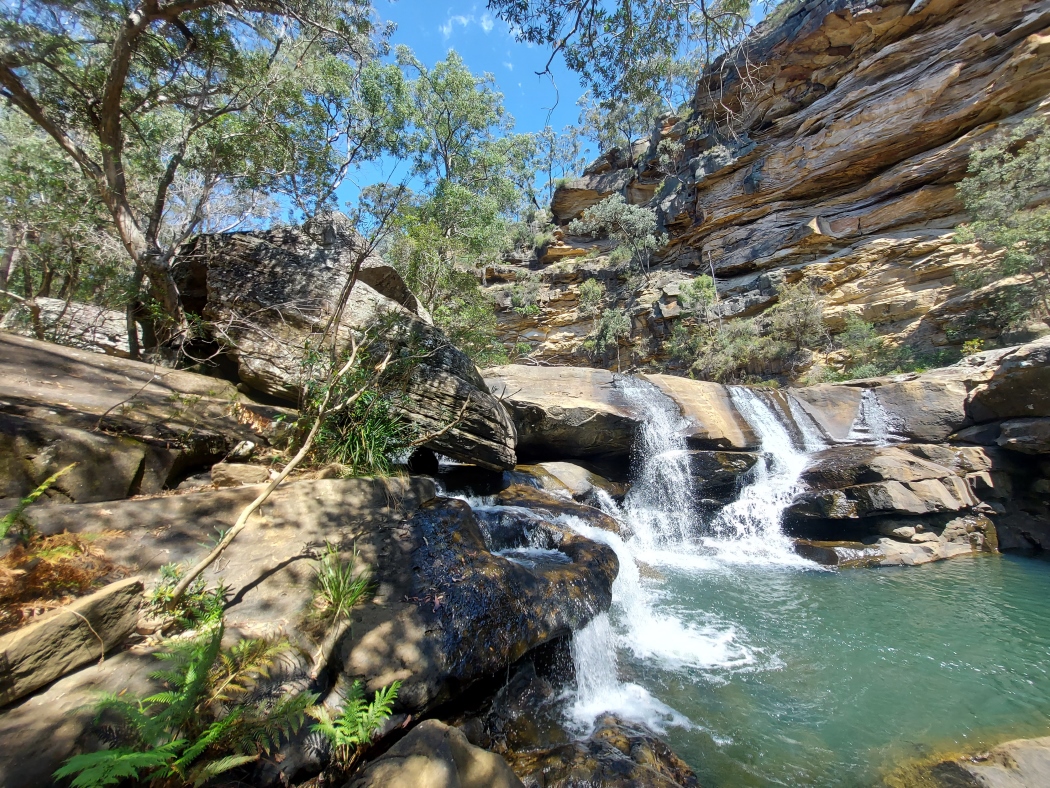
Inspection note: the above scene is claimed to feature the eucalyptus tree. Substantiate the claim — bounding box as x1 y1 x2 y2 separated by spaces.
0 0 400 350
387 49 535 362
487 0 755 103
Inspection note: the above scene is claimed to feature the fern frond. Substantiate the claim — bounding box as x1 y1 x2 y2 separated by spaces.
187 754 258 787
54 744 180 788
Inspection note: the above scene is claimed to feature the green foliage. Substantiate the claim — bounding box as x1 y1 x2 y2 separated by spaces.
147 563 228 632
309 680 401 770
302 348 415 476
578 279 607 317
766 280 826 351
962 338 985 356
312 542 371 625
511 273 543 316
569 195 666 275
56 624 317 788
813 314 959 382
678 276 716 314
0 463 76 541
490 0 753 108
678 319 783 383
956 116 1050 326
585 308 632 356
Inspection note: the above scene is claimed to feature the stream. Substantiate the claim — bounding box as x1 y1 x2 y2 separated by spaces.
559 382 1050 786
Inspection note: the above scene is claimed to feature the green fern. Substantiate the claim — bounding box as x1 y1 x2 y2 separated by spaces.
57 622 318 788
53 745 182 788
0 462 76 539
310 679 400 768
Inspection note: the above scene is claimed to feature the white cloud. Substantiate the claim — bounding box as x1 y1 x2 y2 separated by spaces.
480 12 494 33
439 13 473 39
502 61 514 71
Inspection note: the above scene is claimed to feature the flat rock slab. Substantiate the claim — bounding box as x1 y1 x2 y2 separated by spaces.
0 577 143 707
0 332 289 503
0 649 158 787
345 719 524 788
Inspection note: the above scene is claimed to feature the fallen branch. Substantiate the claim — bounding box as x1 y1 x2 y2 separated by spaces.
170 339 391 602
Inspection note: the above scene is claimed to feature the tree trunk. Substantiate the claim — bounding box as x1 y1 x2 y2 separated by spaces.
0 224 23 293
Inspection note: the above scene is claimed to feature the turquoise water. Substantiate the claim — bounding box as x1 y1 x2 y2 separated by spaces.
615 552 1050 787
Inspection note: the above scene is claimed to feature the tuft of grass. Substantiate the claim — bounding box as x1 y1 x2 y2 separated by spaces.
311 542 371 625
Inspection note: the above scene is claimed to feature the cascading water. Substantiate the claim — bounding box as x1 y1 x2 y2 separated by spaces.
704 387 822 564
563 378 826 734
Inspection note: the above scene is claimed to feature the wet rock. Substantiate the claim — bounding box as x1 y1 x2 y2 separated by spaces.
495 484 624 536
788 385 863 443
345 497 617 713
0 333 288 504
793 540 882 568
529 462 628 503
484 366 640 460
345 719 524 788
0 577 143 707
642 374 758 449
686 451 760 501
917 734 1050 787
457 659 699 788
997 418 1050 455
210 461 270 487
175 213 517 471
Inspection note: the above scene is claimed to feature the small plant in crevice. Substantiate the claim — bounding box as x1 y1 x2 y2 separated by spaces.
310 542 372 627
147 563 229 633
0 462 77 541
309 679 401 777
54 622 316 788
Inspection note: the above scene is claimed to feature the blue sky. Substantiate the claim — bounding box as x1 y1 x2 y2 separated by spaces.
334 2 593 207
380 1 588 140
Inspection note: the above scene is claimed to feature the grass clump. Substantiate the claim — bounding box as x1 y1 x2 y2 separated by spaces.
311 541 371 626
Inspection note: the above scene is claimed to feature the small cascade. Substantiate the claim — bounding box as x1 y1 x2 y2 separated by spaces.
616 377 699 547
786 393 830 452
847 388 901 446
704 387 818 565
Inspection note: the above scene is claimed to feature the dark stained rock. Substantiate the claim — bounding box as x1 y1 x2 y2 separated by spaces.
174 213 517 470
0 333 288 504
968 337 1050 423
351 498 617 712
997 418 1050 455
686 451 759 501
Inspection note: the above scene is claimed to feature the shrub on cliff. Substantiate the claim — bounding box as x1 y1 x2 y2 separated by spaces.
569 195 667 276
957 117 1050 328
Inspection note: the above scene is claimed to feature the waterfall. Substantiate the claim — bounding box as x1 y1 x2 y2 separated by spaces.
615 377 699 547
847 388 901 445
700 388 821 564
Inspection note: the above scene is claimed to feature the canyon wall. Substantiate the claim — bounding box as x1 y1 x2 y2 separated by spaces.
487 0 1050 371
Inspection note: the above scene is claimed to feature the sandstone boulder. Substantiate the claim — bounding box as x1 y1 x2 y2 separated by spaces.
175 214 516 470
968 337 1050 423
531 461 628 502
0 297 138 358
493 484 624 537
918 735 1050 788
0 577 143 707
346 719 524 788
484 366 641 460
686 451 760 501
788 446 977 520
0 333 288 504
210 461 270 487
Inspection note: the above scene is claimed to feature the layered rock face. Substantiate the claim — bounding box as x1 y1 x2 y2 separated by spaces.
175 213 516 470
487 0 1050 368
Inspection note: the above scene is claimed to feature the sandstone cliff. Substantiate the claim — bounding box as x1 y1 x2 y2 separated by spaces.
487 0 1050 372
